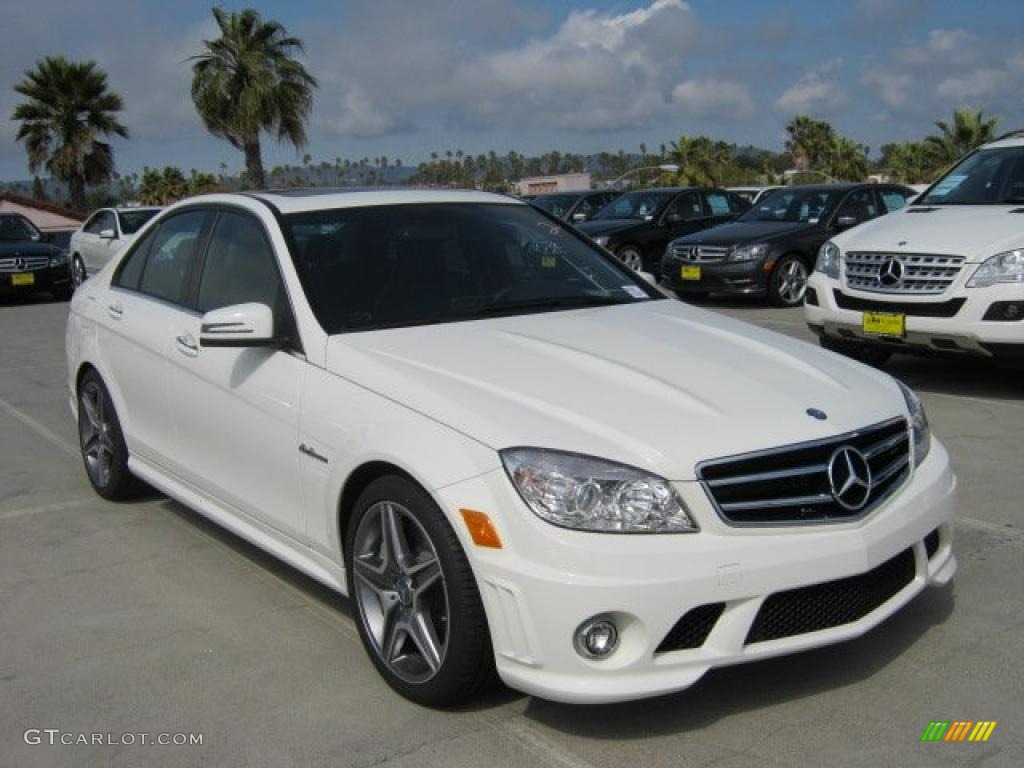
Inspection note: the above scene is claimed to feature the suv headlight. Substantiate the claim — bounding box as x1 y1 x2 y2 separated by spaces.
815 241 841 278
898 381 931 467
500 448 698 533
967 248 1024 287
728 243 770 262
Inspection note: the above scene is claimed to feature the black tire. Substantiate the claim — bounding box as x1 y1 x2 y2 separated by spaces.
345 475 496 707
77 370 143 500
820 336 893 368
767 254 809 307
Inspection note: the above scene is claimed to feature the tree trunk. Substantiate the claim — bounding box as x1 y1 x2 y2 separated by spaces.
243 136 265 190
69 175 86 213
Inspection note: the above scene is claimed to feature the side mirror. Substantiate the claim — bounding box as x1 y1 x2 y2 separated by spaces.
200 303 277 348
99 228 117 239
835 215 858 229
571 212 587 223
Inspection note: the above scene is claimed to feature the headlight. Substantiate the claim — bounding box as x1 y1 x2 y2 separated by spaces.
815 241 841 278
49 251 69 267
898 381 931 467
728 243 770 262
594 235 610 248
500 448 698 533
967 248 1024 287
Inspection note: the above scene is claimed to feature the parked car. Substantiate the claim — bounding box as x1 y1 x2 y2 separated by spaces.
70 206 161 289
664 184 916 307
67 189 955 706
806 131 1024 368
0 212 72 301
578 187 749 272
728 186 781 205
528 190 621 223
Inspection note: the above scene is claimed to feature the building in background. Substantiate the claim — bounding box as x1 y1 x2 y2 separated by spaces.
0 193 84 249
516 172 591 196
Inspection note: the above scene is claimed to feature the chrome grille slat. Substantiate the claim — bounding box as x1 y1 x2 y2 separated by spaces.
697 417 911 526
0 256 49 273
843 252 964 295
669 244 727 263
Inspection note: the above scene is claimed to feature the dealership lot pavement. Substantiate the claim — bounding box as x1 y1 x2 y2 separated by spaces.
1 295 1021 768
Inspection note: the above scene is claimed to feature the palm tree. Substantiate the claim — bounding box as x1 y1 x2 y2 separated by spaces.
11 55 128 211
828 137 869 181
926 107 999 168
785 115 836 173
190 8 316 190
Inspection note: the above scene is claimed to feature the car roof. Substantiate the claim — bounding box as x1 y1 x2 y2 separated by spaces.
114 206 161 212
982 132 1024 150
245 187 523 214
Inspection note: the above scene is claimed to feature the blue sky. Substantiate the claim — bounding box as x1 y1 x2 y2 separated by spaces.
3 0 1023 181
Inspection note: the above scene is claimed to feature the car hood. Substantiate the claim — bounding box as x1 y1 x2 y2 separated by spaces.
674 220 812 247
577 218 648 238
324 300 905 480
0 241 61 257
833 205 1024 262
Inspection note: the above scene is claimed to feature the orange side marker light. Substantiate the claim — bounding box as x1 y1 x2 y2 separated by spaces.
460 509 502 549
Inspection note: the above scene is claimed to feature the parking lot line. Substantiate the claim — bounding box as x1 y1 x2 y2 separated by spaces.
0 497 94 521
503 718 599 768
0 394 78 457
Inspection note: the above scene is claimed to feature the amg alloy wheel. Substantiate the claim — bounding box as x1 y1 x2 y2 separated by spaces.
77 371 141 500
770 255 808 307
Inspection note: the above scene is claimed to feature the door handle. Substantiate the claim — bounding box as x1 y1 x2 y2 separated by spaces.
107 302 123 320
175 333 199 357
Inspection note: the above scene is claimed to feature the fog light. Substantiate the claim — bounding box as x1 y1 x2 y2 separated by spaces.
574 616 619 659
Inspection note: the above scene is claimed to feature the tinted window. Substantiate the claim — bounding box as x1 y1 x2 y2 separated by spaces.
114 227 158 290
285 203 659 334
740 189 844 223
705 192 731 216
728 193 751 213
197 212 282 314
881 188 912 212
83 213 105 235
0 215 40 242
592 190 675 220
119 209 159 235
137 211 207 305
836 189 880 223
666 193 702 220
531 195 578 219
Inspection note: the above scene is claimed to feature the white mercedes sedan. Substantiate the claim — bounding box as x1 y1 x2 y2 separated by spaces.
65 190 957 706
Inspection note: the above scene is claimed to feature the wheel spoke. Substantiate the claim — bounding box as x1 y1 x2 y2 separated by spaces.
382 611 406 663
408 609 443 672
81 392 101 431
82 434 100 458
353 553 393 595
410 557 442 597
383 503 412 573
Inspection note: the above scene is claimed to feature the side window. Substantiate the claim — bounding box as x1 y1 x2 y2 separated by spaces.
97 211 116 234
881 189 912 213
197 212 283 315
83 213 105 234
836 190 880 224
728 193 751 213
113 226 158 290
137 211 208 305
705 192 731 216
666 192 702 220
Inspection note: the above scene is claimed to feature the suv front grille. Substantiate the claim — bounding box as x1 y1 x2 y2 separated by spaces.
697 417 911 526
669 243 728 263
0 256 49 272
844 252 964 295
745 547 916 643
833 290 966 318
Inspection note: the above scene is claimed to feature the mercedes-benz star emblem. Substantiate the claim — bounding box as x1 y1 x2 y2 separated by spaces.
828 446 872 511
14 257 26 271
878 258 904 287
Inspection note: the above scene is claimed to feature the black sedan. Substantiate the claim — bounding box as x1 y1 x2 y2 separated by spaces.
662 184 916 307
577 187 749 273
528 190 621 223
0 213 72 301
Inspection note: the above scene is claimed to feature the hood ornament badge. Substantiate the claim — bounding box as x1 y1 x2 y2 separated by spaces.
806 408 827 421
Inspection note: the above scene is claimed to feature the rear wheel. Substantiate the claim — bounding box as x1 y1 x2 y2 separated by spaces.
616 245 643 272
768 254 808 307
77 370 142 499
346 475 495 706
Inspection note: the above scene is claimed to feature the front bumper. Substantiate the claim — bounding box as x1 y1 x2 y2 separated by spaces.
437 440 957 704
0 265 71 296
805 276 1024 364
661 257 769 295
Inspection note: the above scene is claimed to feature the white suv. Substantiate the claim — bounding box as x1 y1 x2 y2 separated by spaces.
66 190 956 705
806 132 1024 367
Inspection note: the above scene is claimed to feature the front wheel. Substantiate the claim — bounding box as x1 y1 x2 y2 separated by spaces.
346 475 495 706
71 256 87 291
768 255 808 307
616 245 644 272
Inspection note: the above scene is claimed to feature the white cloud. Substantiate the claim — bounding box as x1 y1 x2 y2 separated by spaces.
326 87 401 137
862 71 912 108
671 78 755 118
775 59 846 114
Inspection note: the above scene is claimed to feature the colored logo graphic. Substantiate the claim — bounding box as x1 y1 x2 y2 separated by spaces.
921 721 997 742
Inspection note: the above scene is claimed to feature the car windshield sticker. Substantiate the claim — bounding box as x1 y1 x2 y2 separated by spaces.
622 285 647 298
931 174 967 197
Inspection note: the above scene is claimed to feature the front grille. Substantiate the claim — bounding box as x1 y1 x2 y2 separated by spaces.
0 256 49 273
844 252 964 295
833 290 966 318
656 603 725 653
669 243 728 263
698 417 910 526
745 547 916 644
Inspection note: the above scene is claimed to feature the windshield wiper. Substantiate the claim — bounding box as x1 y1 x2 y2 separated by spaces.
474 294 637 317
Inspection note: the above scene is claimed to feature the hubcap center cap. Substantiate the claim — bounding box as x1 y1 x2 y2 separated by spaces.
396 576 414 607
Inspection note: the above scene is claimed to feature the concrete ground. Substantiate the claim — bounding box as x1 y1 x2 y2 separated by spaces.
1 294 1021 768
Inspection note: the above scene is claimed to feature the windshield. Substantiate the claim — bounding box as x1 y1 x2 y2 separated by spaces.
738 188 844 223
0 215 42 243
119 209 159 234
284 203 660 334
530 195 578 218
591 190 675 221
918 146 1024 205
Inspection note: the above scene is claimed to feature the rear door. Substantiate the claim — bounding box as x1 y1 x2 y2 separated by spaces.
97 209 211 465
